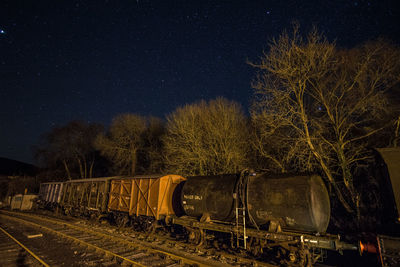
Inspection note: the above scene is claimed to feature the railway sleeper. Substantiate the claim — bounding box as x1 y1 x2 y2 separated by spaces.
125 251 148 260
0 246 19 252
100 260 119 266
102 251 116 261
154 260 180 267
100 243 128 252
143 258 174 267
59 229 80 235
76 234 95 241
118 249 139 257
163 264 181 267
138 255 164 265
96 240 118 248
102 261 120 267
81 252 100 260
80 236 103 242
110 246 136 254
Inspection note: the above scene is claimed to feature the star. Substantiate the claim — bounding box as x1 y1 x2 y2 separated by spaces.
0 29 5 34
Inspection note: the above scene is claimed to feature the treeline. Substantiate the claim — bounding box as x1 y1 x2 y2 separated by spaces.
33 26 400 217
33 98 250 179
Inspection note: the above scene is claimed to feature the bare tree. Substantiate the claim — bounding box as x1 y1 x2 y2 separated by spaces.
394 116 400 147
137 116 165 174
34 121 104 179
163 97 250 176
250 25 400 214
95 114 147 176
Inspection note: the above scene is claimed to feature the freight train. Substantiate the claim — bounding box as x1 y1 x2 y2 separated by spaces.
38 148 400 266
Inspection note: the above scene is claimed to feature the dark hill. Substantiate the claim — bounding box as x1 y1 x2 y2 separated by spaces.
0 157 38 176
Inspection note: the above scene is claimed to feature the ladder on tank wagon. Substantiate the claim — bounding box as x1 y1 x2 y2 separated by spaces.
235 207 247 249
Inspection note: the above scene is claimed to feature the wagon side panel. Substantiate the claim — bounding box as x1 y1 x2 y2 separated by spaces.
159 175 186 217
108 179 131 213
129 178 159 219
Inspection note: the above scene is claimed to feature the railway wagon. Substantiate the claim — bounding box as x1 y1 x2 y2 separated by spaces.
61 177 112 216
181 172 330 233
175 171 339 264
107 174 186 225
38 182 64 208
10 194 37 210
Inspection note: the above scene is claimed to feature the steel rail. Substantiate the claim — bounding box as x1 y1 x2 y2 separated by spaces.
0 213 147 267
0 211 223 267
0 225 50 267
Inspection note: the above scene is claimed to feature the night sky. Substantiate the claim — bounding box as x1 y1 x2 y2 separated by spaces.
1 0 399 164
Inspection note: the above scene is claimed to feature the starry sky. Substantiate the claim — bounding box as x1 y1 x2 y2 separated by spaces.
1 0 399 164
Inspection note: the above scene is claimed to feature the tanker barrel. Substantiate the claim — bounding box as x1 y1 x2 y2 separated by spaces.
247 173 331 233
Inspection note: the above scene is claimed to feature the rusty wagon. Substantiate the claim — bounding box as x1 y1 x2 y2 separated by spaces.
107 174 186 227
38 181 64 209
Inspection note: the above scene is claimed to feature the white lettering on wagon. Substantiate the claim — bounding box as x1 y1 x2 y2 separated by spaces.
183 194 202 200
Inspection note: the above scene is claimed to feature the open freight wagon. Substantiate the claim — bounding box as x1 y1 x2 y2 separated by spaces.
107 174 186 226
61 177 112 215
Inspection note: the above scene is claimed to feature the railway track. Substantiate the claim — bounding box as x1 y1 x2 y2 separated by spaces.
0 210 274 266
0 224 49 267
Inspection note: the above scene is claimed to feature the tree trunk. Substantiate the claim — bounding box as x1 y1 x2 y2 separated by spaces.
336 140 359 216
84 158 87 178
394 116 400 147
77 158 84 178
89 159 94 178
131 150 137 176
317 153 354 213
298 90 354 213
62 160 72 180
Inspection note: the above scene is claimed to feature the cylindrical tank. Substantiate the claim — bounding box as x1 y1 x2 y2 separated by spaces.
180 174 238 221
247 173 330 233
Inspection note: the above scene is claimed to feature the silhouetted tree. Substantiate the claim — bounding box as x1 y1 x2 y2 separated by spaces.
34 121 104 179
137 117 165 174
95 114 147 176
163 97 250 176
250 24 400 215
394 116 400 147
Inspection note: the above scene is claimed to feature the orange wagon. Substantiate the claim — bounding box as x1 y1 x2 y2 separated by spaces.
108 174 186 220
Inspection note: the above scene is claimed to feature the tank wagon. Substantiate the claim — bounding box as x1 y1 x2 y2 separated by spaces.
174 171 349 264
180 173 330 233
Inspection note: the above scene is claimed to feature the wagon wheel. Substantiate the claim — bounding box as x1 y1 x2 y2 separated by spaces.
116 215 129 228
298 247 313 267
138 217 155 232
280 246 305 267
64 207 71 216
212 239 220 250
144 221 157 238
187 227 204 246
97 213 109 224
67 207 76 217
196 229 205 247
55 206 60 215
89 211 98 221
248 238 263 257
